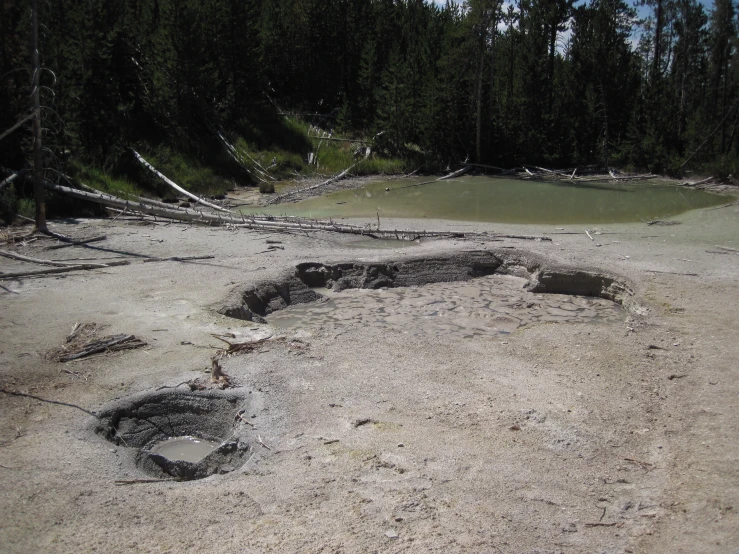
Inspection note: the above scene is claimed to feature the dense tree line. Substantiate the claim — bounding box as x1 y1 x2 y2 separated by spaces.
1 0 737 185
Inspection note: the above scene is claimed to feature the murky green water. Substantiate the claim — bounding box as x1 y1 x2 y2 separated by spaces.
244 177 729 224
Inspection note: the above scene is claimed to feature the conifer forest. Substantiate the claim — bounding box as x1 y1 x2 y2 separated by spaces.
1 0 738 206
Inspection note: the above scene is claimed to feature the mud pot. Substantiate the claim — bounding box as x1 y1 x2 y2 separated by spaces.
216 250 637 335
268 275 625 338
94 389 251 481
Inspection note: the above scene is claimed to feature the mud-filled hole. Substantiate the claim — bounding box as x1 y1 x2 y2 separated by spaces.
95 390 250 481
268 274 626 338
217 251 637 336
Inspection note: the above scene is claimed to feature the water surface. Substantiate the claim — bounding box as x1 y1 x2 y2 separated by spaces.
245 177 728 224
150 436 220 463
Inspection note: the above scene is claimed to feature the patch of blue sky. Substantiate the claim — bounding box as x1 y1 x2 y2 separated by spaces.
429 0 718 52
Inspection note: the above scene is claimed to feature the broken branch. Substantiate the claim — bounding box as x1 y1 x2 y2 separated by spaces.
131 149 232 213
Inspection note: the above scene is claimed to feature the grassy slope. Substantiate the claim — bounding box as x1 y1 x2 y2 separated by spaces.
0 117 409 223
73 117 408 200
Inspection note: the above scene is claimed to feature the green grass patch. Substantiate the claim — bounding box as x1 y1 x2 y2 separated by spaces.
234 117 410 181
139 145 234 197
70 162 144 199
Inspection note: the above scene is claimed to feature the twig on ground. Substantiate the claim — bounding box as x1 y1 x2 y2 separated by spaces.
645 270 699 277
623 457 654 468
143 256 215 263
585 522 623 528
0 388 97 418
115 478 179 485
46 236 107 250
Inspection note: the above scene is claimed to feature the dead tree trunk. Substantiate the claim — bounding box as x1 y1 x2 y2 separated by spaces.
31 0 46 232
269 148 371 204
131 150 232 213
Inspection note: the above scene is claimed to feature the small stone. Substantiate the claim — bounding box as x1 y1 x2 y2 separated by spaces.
109 448 116 453
385 529 398 539
397 443 405 448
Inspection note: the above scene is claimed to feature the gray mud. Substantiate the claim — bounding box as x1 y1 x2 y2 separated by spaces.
94 389 251 480
267 275 626 339
1 204 737 554
216 249 638 325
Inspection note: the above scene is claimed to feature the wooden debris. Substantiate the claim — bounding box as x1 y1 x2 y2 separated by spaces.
57 334 146 362
0 169 28 191
235 410 255 427
115 478 179 485
679 176 714 187
395 165 472 191
584 522 623 528
0 388 98 418
0 260 130 280
41 181 489 242
131 149 232 213
47 323 147 362
646 270 699 277
0 249 112 268
143 255 215 263
647 220 681 226
216 131 271 184
623 457 654 468
269 147 372 203
46 236 107 249
585 230 594 241
0 229 36 245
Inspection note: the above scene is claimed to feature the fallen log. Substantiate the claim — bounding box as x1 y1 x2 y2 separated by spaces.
131 149 232 213
492 234 552 242
269 147 372 204
0 260 130 280
216 131 274 183
0 249 111 268
42 180 545 242
524 165 572 177
679 176 714 187
46 236 107 250
143 255 215 263
396 165 472 191
0 169 28 191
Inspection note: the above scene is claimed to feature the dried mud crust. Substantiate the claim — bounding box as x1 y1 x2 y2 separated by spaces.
1 209 737 554
94 389 250 480
215 249 640 324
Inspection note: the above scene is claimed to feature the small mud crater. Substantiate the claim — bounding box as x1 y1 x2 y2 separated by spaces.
95 390 250 481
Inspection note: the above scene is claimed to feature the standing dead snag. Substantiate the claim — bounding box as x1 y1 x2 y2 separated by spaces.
31 0 47 232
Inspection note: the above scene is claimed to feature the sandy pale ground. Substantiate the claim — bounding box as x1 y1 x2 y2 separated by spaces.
0 201 738 553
